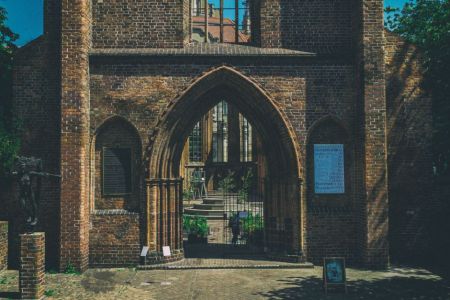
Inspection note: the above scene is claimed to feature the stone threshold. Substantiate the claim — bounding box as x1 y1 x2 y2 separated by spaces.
137 260 314 270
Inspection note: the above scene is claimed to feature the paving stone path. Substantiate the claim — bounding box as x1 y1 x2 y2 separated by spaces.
1 265 450 299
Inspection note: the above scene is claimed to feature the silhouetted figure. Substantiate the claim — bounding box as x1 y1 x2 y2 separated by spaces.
12 157 60 232
229 214 240 245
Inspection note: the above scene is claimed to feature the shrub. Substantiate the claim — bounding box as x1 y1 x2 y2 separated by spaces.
183 215 209 238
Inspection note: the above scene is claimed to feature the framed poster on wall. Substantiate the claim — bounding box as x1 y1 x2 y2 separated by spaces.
314 144 345 194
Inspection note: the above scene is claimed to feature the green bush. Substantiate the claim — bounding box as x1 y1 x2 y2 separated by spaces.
229 212 264 245
238 168 253 202
183 215 209 238
0 118 20 176
218 171 236 194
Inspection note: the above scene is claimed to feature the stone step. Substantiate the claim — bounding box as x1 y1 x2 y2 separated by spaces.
194 203 225 210
203 199 225 205
184 209 225 220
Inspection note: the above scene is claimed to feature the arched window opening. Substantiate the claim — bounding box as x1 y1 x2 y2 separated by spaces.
191 0 251 44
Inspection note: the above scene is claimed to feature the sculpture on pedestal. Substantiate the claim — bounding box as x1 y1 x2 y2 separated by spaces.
12 156 60 232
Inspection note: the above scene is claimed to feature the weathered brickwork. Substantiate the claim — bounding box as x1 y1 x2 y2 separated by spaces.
0 221 7 270
20 233 45 300
258 0 353 54
304 118 358 264
8 33 60 270
92 0 187 49
3 0 433 270
59 0 91 272
385 32 434 262
89 211 140 267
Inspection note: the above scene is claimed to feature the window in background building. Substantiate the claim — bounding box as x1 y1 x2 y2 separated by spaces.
212 101 229 162
240 114 253 162
191 0 251 44
189 122 203 162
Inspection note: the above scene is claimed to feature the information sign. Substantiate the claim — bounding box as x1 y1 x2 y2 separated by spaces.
314 144 345 194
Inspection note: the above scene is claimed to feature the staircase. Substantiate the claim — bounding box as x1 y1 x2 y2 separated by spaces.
184 192 227 220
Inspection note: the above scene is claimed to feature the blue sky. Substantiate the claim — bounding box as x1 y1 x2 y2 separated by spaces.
1 0 410 46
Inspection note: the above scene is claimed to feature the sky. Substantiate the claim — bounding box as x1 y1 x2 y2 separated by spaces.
0 0 410 47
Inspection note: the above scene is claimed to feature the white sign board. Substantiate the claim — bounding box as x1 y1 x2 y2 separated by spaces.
140 246 149 257
314 144 345 194
162 246 171 257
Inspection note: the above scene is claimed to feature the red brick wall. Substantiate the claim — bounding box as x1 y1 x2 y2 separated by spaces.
92 0 187 49
9 35 60 270
305 118 358 264
356 0 389 268
60 0 91 272
19 233 45 300
385 31 434 262
0 221 7 270
259 0 353 54
89 212 140 267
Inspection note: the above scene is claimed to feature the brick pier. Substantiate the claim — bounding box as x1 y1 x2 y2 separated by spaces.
20 232 45 300
0 221 7 271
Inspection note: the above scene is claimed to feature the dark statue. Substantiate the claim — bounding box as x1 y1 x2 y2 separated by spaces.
12 156 60 232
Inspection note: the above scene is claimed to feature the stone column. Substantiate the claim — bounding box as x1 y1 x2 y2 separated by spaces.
0 221 8 271
20 233 45 300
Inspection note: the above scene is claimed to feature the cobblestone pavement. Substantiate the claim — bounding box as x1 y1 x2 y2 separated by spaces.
138 244 312 270
1 265 450 299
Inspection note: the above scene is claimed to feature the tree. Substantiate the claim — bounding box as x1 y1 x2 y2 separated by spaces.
386 0 450 177
0 6 20 175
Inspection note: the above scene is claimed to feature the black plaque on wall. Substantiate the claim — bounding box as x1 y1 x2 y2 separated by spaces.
103 148 132 196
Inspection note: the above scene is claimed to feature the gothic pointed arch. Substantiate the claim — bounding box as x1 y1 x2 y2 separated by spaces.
146 66 301 180
145 66 303 257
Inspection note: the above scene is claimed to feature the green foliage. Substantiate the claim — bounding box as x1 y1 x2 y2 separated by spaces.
0 118 21 176
0 277 7 284
238 168 254 202
64 263 81 275
385 0 450 177
0 6 18 80
0 6 20 177
183 215 209 237
44 289 56 297
218 170 236 193
230 212 264 245
183 189 194 201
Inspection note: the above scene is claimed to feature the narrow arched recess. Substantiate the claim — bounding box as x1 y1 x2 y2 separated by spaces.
91 116 143 212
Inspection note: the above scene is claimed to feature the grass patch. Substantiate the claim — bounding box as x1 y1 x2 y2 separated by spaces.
64 263 81 275
44 289 56 297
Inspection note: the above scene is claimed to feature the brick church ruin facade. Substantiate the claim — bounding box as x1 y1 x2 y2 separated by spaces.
0 0 433 271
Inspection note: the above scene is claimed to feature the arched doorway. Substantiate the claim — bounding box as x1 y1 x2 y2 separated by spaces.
145 66 302 261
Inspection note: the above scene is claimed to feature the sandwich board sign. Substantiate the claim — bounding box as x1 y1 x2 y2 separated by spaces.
323 257 347 294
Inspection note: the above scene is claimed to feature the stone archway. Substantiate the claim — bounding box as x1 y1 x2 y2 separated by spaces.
145 66 303 261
